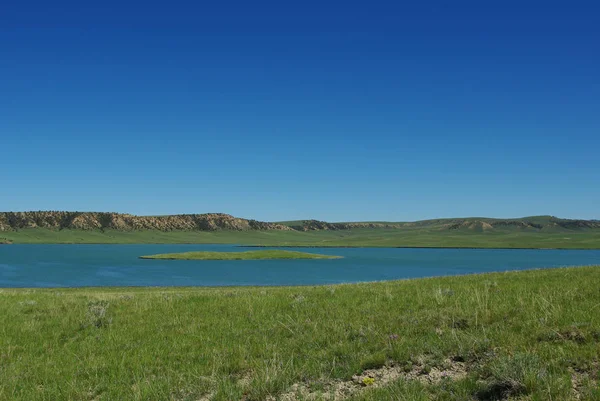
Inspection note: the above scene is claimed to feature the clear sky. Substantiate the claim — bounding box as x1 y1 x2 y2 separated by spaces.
1 1 598 222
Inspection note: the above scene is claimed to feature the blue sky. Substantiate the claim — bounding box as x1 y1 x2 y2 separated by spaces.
1 1 598 221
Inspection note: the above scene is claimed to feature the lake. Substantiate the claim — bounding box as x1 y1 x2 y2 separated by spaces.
1 244 599 288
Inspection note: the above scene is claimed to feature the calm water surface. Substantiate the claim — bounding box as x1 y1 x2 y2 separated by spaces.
1 244 599 288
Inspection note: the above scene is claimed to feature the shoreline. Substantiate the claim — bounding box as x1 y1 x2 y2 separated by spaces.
239 245 599 250
1 242 599 250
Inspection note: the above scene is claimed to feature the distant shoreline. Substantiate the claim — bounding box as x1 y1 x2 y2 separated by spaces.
238 245 597 250
1 242 597 250
2 224 599 249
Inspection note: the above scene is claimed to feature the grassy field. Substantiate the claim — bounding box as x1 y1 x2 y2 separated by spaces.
2 228 600 248
1 266 599 400
139 250 341 260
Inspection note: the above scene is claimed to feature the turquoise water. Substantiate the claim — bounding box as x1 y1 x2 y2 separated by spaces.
1 244 599 288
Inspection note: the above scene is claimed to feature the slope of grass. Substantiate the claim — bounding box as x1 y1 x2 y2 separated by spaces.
139 250 341 260
1 266 599 400
277 215 558 226
2 227 600 248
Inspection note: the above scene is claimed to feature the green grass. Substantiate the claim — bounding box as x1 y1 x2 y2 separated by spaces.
139 250 342 260
1 266 599 400
2 227 600 248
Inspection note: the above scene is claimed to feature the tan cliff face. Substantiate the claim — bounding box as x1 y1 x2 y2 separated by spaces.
289 220 406 231
0 212 293 232
0 212 598 232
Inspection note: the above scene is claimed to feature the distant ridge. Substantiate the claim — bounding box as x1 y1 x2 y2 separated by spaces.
0 212 291 232
279 215 600 232
0 211 599 232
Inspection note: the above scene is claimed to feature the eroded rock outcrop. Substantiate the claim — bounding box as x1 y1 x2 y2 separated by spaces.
1 212 598 233
0 212 292 232
289 220 406 231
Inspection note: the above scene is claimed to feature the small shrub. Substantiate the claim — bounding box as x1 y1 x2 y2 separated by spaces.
477 379 525 400
85 300 112 328
420 364 432 375
401 361 413 373
475 353 543 400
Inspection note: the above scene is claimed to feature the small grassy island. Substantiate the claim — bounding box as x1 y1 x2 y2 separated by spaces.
139 249 342 260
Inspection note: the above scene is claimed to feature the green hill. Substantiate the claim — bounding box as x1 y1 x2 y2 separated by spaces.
1 212 599 248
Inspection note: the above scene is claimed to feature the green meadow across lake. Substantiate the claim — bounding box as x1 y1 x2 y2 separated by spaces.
139 250 342 260
1 212 600 249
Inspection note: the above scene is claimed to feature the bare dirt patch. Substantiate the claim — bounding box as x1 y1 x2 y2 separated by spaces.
265 358 467 401
570 361 599 400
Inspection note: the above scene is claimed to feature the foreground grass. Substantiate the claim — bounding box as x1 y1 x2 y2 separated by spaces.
1 266 600 400
3 228 600 248
139 250 341 260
